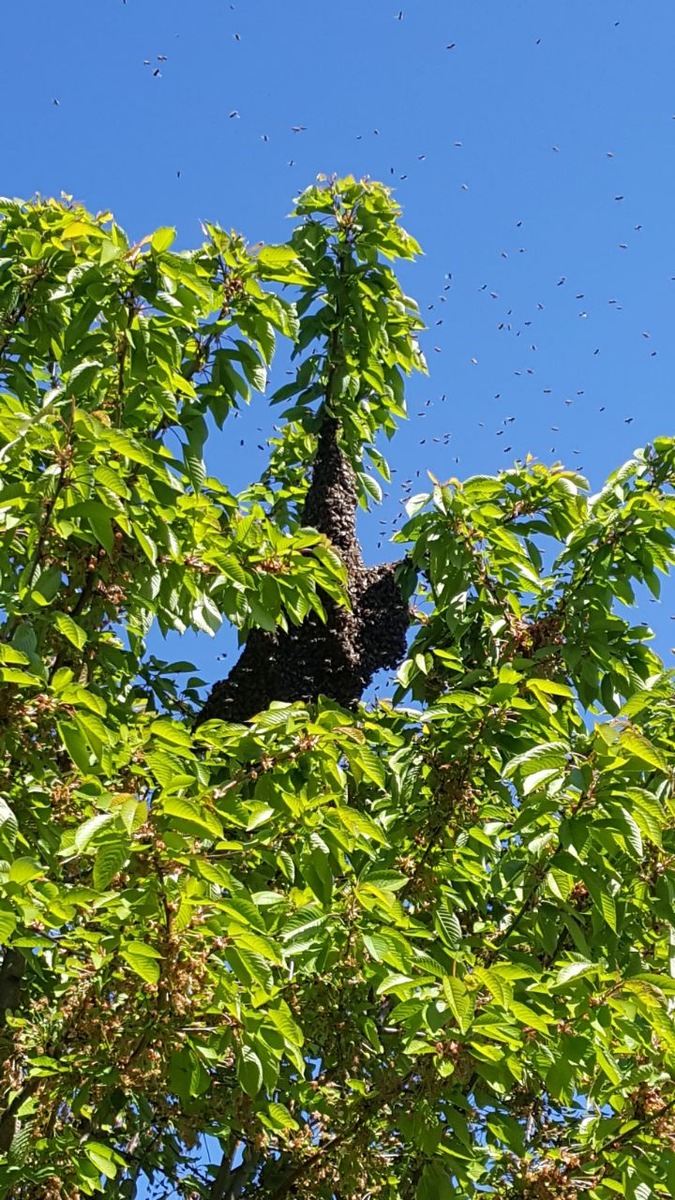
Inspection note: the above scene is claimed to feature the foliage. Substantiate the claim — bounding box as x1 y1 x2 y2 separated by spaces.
1 177 675 1200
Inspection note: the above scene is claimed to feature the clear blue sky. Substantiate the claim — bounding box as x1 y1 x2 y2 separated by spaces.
6 0 675 682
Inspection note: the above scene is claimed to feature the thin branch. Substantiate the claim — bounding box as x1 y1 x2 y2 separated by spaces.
594 1095 675 1162
483 870 546 966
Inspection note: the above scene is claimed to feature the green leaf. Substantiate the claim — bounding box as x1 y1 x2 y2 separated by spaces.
0 646 29 665
0 908 17 941
597 890 617 932
350 745 386 789
435 904 463 950
87 507 114 554
256 244 309 284
8 858 42 884
237 1044 263 1097
162 796 223 840
256 244 298 270
67 360 103 395
264 1102 300 1132
555 960 597 986
619 728 668 771
92 841 129 890
84 1142 118 1179
30 565 65 606
75 710 112 761
133 525 158 566
0 668 39 686
150 717 194 750
617 807 644 857
120 941 162 984
473 967 512 1007
151 226 176 254
53 612 87 651
525 678 574 698
505 741 569 778
509 1001 552 1036
57 721 93 774
230 926 282 966
247 598 277 633
65 501 115 553
334 807 387 845
442 976 472 1033
0 798 18 846
595 1043 622 1086
266 1005 304 1049
73 812 115 854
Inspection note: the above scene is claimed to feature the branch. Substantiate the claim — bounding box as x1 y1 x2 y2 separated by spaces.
0 948 24 1028
482 871 545 966
594 1095 675 1162
209 1140 261 1200
0 1077 39 1154
265 1132 348 1200
3 399 75 643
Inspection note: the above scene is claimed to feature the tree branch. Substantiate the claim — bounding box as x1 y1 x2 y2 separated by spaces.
209 1139 261 1200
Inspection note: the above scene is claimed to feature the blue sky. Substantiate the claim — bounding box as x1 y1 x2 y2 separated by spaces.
5 0 675 683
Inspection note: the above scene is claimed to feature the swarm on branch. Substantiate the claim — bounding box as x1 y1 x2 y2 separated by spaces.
196 418 409 725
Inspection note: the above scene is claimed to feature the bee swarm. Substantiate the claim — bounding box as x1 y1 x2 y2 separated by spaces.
196 418 410 724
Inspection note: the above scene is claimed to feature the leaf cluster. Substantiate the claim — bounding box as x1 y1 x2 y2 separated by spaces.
1 182 675 1200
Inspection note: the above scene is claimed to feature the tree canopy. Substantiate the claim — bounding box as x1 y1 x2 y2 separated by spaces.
1 177 675 1200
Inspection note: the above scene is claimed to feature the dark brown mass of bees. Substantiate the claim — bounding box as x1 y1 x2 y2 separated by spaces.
195 416 410 725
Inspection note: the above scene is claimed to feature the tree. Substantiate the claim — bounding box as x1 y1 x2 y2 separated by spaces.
0 176 675 1200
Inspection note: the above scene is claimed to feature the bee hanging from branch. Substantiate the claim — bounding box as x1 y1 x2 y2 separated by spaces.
195 414 411 726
